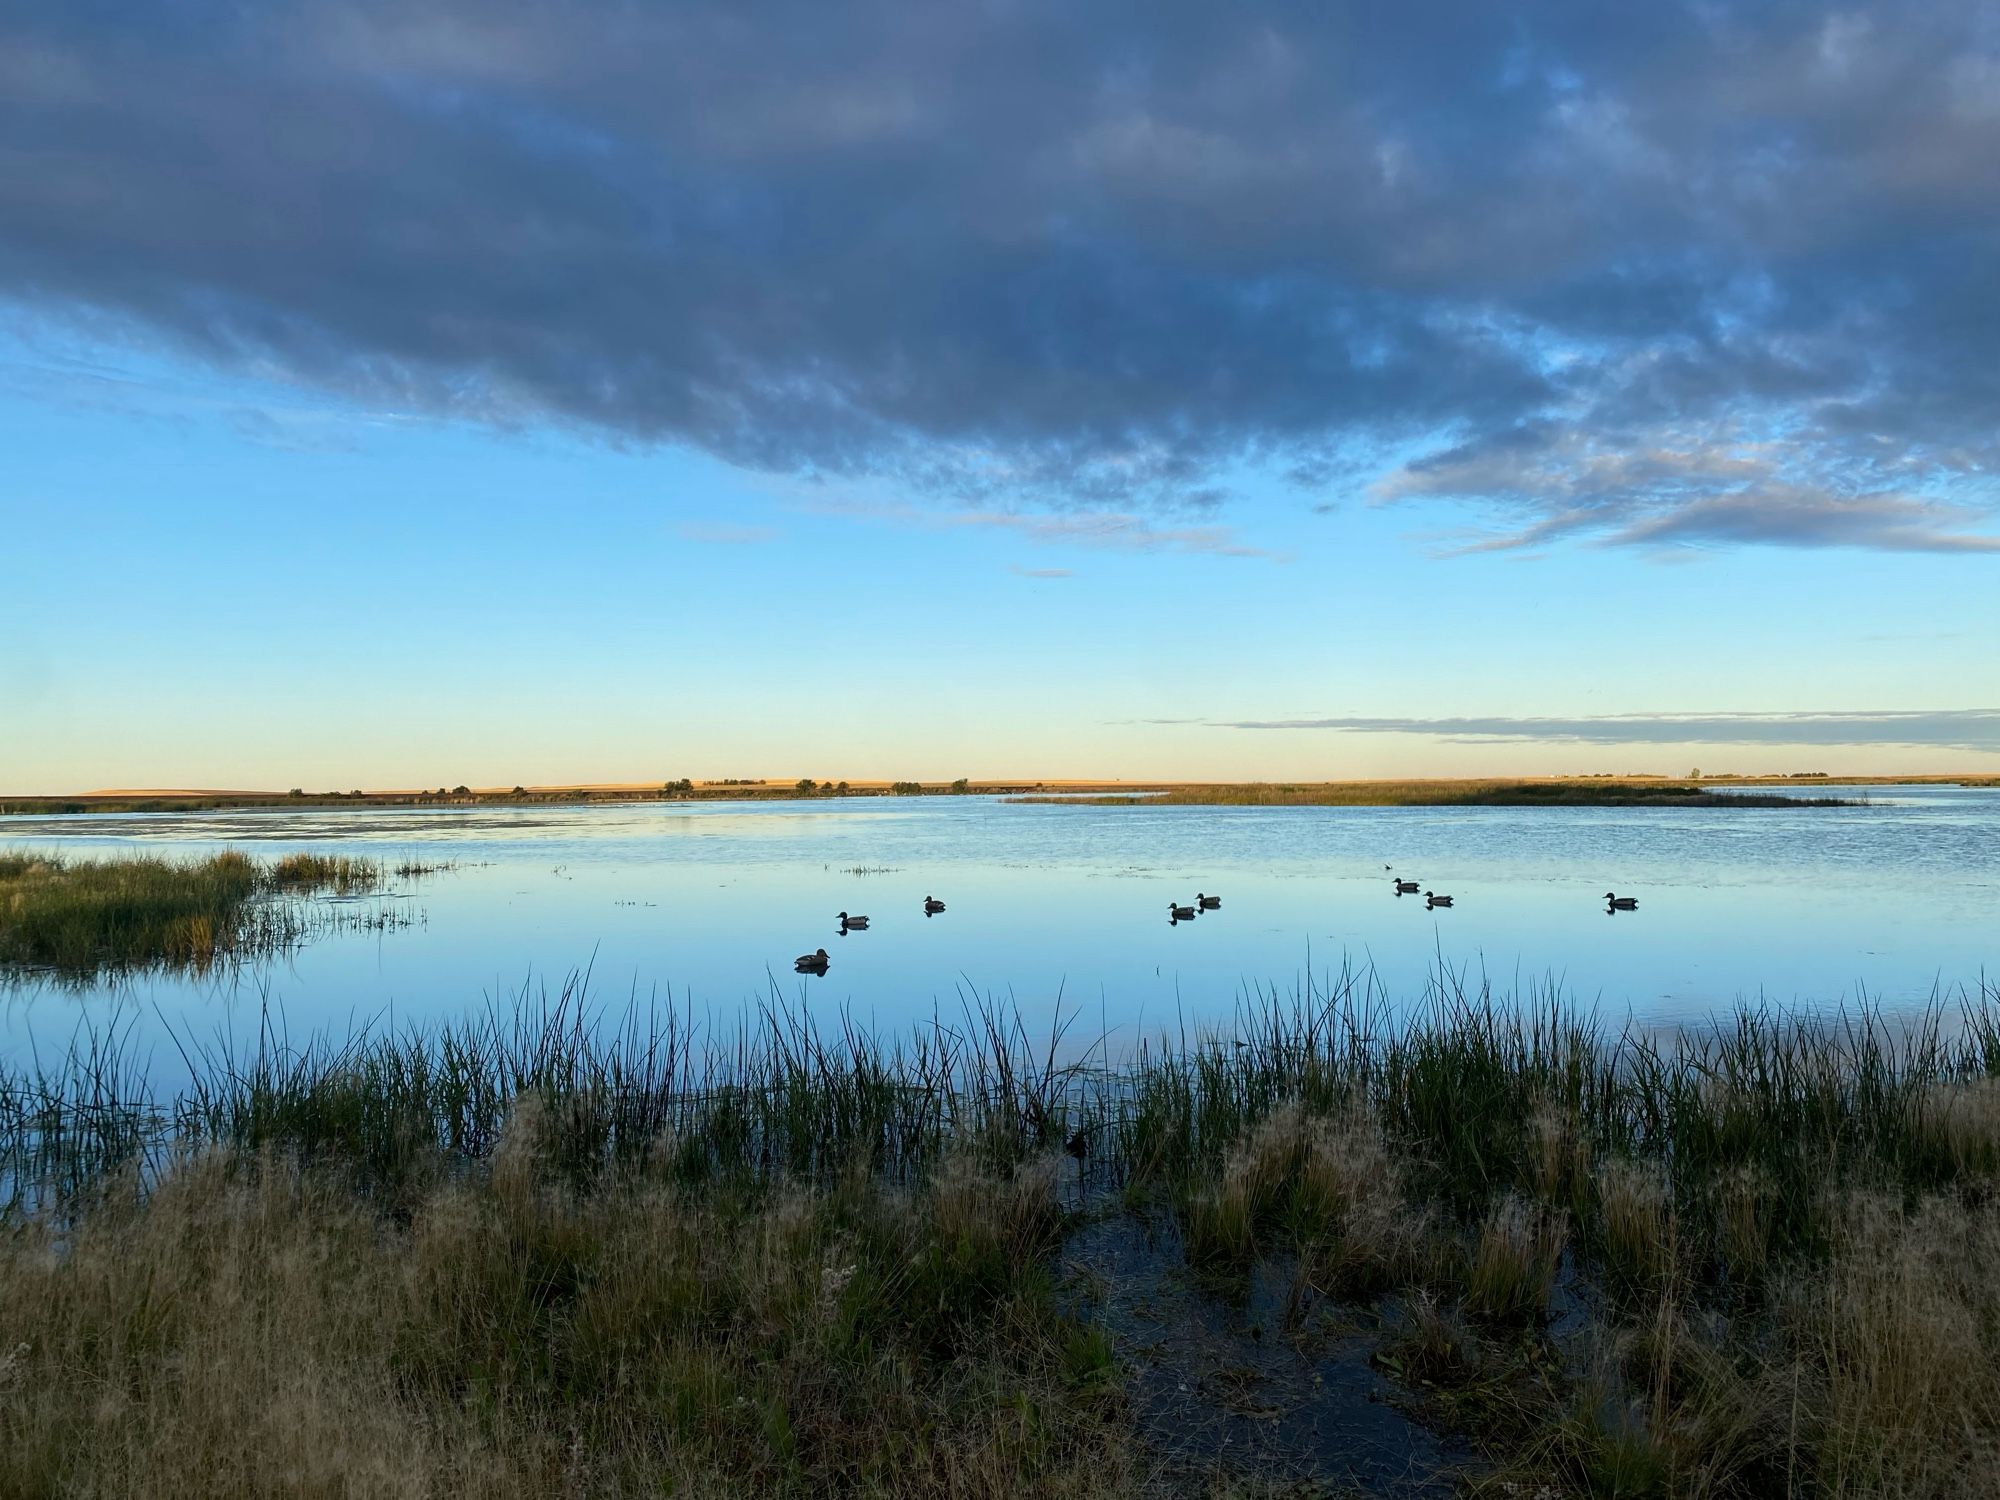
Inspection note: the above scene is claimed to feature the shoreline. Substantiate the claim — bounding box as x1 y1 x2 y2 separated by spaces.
4 772 1991 818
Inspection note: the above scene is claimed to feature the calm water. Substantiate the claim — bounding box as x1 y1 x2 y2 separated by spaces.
2 788 1995 1077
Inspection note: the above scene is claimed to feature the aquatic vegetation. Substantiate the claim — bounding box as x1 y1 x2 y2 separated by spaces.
268 852 383 894
0 851 403 981
391 858 456 879
5 968 2000 1494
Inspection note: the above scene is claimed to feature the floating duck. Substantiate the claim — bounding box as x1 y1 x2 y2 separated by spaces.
1196 893 1221 909
923 895 946 914
794 947 830 973
1169 902 1198 921
1425 891 1454 908
1605 892 1639 910
1393 879 1420 894
837 911 869 930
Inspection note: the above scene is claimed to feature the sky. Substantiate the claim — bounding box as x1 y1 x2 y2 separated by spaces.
2 1 1997 791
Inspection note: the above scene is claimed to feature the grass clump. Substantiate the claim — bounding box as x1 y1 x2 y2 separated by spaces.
1183 1104 1435 1298
1463 1196 1565 1323
1594 1156 1677 1293
0 850 396 981
269 852 383 894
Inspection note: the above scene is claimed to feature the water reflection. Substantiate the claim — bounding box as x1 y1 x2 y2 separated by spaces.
1 786 1995 1074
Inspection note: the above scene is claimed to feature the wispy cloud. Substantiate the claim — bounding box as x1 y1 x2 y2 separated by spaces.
1607 492 2000 554
806 497 1284 560
949 510 1283 560
1387 435 2000 555
678 521 780 545
1006 563 1074 579
1208 710 2000 751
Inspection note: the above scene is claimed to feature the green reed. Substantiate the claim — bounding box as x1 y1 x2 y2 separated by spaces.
0 850 401 981
5 960 1996 1246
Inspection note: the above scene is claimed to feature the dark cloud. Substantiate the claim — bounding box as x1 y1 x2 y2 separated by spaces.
1214 711 2000 751
3 2 1999 546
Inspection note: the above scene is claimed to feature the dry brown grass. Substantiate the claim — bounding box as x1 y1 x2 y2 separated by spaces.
1594 1156 1676 1292
1464 1197 1566 1324
1185 1105 1438 1296
1791 1192 2000 1497
0 1114 1130 1499
1907 1076 2000 1179
1713 1165 1775 1284
1472 1188 2000 1499
1526 1099 1592 1214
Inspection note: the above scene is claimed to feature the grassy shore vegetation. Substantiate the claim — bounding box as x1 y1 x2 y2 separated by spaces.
12 775 1977 819
5 968 2000 1495
1010 781 1858 808
0 851 410 979
0 780 1005 815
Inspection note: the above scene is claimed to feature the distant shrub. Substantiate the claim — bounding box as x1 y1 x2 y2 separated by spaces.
891 781 923 795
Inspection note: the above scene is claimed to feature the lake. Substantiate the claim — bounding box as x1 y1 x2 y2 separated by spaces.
2 787 1995 1079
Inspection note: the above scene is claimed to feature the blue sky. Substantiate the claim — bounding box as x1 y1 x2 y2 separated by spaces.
3 3 1998 790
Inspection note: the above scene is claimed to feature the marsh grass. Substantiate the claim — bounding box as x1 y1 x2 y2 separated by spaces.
6 965 2000 1494
0 1130 1126 1498
0 850 400 981
1463 1197 1565 1323
269 852 384 894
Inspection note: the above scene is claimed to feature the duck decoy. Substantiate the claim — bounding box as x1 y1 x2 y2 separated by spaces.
923 895 946 914
794 947 830 973
1169 901 1198 921
1196 892 1221 909
1424 891 1454 907
1605 892 1639 910
1393 879 1420 894
837 911 869 930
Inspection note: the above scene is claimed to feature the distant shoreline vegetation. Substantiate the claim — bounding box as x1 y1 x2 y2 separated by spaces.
7 774 1988 818
1008 780 1863 808
0 779 990 815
